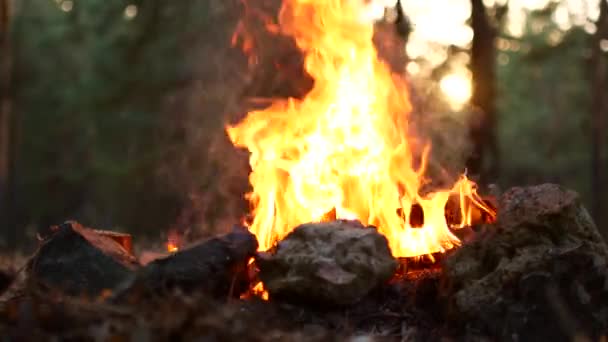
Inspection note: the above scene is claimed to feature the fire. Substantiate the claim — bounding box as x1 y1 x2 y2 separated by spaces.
252 282 269 300
166 229 181 253
227 0 495 257
166 235 180 253
167 243 179 253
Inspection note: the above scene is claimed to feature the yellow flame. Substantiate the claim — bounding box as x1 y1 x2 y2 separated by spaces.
167 242 179 253
227 0 494 258
252 282 269 300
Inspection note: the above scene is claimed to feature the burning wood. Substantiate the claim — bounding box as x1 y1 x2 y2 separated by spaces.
118 226 257 298
26 222 257 301
7 185 608 341
93 229 133 255
4 0 606 339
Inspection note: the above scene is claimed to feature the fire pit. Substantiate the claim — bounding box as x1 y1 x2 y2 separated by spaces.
5 183 608 340
2 0 608 340
225 0 496 305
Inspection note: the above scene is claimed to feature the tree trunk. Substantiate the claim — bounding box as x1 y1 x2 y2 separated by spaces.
468 0 499 183
590 0 608 231
373 0 410 75
0 0 15 246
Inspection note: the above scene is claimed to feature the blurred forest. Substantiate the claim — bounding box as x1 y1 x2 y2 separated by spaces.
0 0 606 249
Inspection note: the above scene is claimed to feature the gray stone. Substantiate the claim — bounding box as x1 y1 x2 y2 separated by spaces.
257 220 397 306
442 184 608 340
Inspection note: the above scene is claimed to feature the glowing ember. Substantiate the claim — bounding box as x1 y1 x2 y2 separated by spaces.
166 236 179 253
166 229 181 253
167 243 179 253
227 0 495 257
252 282 269 300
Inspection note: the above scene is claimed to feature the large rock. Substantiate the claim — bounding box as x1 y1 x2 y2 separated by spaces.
442 184 608 340
257 220 397 306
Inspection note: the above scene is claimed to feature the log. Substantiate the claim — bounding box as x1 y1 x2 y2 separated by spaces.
122 226 258 298
27 221 138 296
93 230 133 255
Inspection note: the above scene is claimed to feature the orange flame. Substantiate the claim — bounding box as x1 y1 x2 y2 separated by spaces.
227 0 495 257
252 282 269 300
167 243 179 253
166 232 180 253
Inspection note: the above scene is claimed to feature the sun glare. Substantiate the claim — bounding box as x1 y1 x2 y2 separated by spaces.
439 73 472 110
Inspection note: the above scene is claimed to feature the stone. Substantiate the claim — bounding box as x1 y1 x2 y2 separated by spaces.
257 220 397 306
441 184 608 340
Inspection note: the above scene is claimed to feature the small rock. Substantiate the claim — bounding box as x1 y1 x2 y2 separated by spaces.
257 220 397 306
442 184 608 340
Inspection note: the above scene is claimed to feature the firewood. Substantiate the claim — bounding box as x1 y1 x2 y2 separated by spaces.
27 221 138 297
93 230 133 255
119 226 258 298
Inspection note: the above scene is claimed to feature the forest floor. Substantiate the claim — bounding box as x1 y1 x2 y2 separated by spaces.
0 251 450 341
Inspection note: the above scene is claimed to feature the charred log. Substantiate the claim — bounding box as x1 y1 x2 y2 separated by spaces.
94 230 133 255
123 226 257 298
27 221 138 297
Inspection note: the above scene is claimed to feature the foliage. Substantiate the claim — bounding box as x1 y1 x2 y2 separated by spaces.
4 0 607 243
495 6 599 209
11 0 216 236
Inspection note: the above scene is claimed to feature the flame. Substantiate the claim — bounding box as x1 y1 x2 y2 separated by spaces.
167 242 179 253
166 229 181 253
252 282 269 300
227 0 495 257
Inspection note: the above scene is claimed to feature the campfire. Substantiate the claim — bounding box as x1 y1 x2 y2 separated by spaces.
226 0 495 259
3 0 608 341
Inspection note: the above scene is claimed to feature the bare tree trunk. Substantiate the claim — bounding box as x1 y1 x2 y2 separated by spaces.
468 0 499 183
590 0 608 230
373 0 410 75
0 0 15 245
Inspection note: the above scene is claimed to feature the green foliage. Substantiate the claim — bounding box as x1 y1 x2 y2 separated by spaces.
11 0 213 234
496 6 599 207
7 0 607 241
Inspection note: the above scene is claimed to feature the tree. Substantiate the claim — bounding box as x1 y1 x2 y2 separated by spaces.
495 4 598 231
7 0 215 241
590 0 608 228
0 0 15 245
468 0 504 182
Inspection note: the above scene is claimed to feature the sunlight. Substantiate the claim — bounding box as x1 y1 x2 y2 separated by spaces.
124 5 138 20
439 73 472 110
